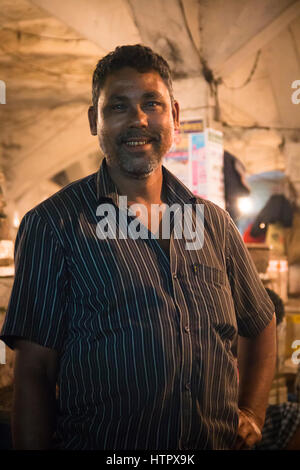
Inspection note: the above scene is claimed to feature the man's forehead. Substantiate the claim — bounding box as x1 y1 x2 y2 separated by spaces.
100 67 170 99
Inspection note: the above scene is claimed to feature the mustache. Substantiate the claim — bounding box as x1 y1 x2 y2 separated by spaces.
116 130 160 144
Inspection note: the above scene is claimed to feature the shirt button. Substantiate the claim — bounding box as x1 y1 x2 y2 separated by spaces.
185 382 191 390
173 273 178 279
184 326 190 333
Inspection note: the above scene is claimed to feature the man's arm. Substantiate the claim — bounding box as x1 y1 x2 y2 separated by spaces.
235 313 277 449
11 338 59 450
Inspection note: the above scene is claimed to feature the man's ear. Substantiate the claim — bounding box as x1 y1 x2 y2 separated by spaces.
172 100 180 131
88 106 97 136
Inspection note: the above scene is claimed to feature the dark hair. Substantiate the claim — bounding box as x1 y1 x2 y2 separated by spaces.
265 288 285 325
92 44 174 108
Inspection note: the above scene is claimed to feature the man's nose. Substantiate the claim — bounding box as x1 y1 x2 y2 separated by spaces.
128 105 148 127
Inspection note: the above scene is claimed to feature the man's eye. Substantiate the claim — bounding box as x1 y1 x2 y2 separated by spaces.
111 103 126 111
145 101 160 108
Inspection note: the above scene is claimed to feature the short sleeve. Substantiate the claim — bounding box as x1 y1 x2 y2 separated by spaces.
225 216 275 337
0 209 69 351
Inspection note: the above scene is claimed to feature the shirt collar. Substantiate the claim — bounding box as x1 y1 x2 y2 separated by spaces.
95 157 197 206
96 158 119 206
162 165 197 205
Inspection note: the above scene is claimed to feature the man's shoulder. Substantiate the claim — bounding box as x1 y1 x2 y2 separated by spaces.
34 173 96 211
193 195 230 227
25 172 97 224
163 165 230 226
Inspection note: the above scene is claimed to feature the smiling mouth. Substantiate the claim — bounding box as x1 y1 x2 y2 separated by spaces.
126 141 148 147
123 138 152 148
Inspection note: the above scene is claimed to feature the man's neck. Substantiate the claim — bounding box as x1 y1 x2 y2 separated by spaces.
107 163 167 205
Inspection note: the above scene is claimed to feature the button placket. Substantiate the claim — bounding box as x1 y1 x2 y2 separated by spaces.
170 239 193 447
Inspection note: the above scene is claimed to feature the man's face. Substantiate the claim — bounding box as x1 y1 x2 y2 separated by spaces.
89 67 179 179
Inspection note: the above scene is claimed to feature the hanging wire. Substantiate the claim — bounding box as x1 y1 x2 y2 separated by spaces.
220 49 262 90
221 122 299 131
1 99 89 133
0 12 82 42
0 43 65 78
0 26 83 42
178 0 297 131
177 0 221 121
0 43 92 81
7 105 87 169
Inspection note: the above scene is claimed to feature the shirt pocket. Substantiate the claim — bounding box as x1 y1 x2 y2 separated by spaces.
190 263 237 341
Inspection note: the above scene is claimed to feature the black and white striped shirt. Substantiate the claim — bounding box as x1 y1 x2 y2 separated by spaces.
1 158 274 450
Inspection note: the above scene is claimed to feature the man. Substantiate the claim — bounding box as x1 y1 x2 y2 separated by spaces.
0 44 276 450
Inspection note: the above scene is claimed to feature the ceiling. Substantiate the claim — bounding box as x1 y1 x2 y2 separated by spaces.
0 0 300 220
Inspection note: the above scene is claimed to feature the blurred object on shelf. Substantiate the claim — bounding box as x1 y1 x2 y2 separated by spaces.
266 223 286 256
285 299 300 366
0 240 14 277
246 243 270 274
277 317 287 371
268 318 288 405
268 376 288 405
283 357 300 375
265 287 287 405
285 208 300 298
0 240 13 267
266 256 289 303
285 209 300 266
243 222 266 243
250 194 294 239
288 264 300 297
224 151 250 224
